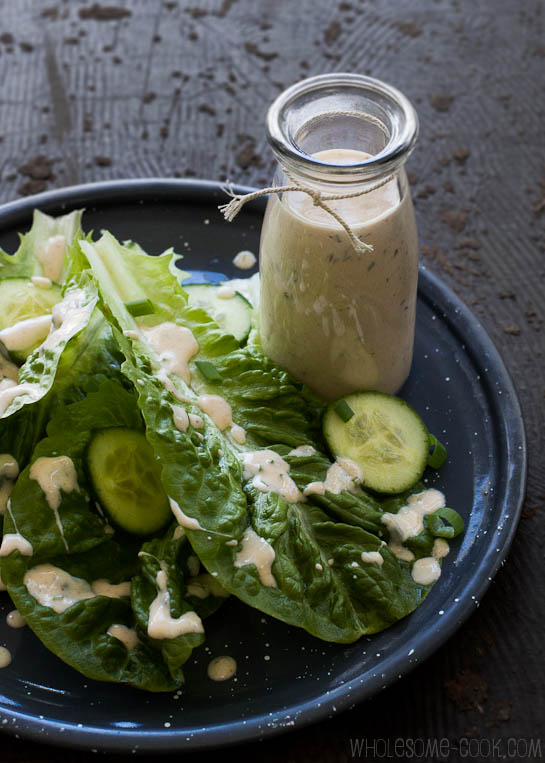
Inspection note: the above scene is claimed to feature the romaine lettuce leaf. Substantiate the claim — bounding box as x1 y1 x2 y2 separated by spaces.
0 208 83 281
1 381 206 690
83 233 436 643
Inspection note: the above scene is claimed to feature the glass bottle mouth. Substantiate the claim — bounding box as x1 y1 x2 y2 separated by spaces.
267 73 418 184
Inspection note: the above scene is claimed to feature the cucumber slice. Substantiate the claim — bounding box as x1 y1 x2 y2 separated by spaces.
87 428 171 536
0 277 62 361
185 283 252 342
323 391 429 494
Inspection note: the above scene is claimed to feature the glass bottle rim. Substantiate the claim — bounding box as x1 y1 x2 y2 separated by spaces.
266 73 419 183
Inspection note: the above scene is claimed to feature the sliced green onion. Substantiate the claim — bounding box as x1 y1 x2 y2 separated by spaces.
426 507 464 539
195 360 223 383
125 299 154 317
427 433 447 468
334 400 355 423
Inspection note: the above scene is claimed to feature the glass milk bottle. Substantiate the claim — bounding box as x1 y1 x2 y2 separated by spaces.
259 73 419 399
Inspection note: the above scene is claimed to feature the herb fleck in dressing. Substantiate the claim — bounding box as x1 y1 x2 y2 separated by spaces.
260 148 419 399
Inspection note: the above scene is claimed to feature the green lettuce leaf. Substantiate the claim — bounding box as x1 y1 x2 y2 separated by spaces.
0 209 83 281
1 381 206 690
83 234 437 644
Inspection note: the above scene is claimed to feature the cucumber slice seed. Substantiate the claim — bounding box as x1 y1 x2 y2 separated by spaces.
87 428 171 536
323 391 430 494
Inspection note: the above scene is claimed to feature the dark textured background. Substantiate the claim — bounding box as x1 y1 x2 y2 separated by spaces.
0 1 543 761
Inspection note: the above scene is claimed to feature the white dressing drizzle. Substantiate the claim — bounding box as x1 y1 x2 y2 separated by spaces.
38 235 66 281
234 528 277 587
361 551 384 566
303 457 363 496
207 655 237 681
169 497 204 531
29 456 80 551
411 536 451 586
42 288 96 351
91 580 131 598
216 285 236 299
171 404 189 432
6 609 26 628
31 276 52 289
288 445 317 457
188 413 204 429
24 564 132 613
0 315 52 352
24 564 95 613
197 394 233 431
233 250 256 269
0 382 42 417
381 489 445 563
240 449 305 503
142 322 198 384
0 454 19 515
0 502 33 557
411 557 442 585
147 565 204 639
107 624 139 650
230 424 246 444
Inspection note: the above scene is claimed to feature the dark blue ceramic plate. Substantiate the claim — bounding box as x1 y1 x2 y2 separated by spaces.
0 180 526 753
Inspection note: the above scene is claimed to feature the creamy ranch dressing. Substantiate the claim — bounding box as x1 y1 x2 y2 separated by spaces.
142 322 198 384
260 148 419 398
171 404 189 432
0 454 19 514
207 655 237 681
303 457 363 496
38 234 66 281
24 564 132 613
230 424 246 444
31 276 52 289
233 250 256 269
29 456 80 551
361 551 384 566
288 445 317 457
107 624 139 650
24 565 95 613
197 394 233 431
6 609 26 628
42 287 96 351
169 497 204 531
0 502 33 557
147 565 204 639
0 315 52 352
217 285 236 299
0 647 12 668
240 449 305 503
234 527 277 587
0 382 42 417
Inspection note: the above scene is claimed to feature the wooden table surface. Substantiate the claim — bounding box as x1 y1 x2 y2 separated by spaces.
1 1 543 761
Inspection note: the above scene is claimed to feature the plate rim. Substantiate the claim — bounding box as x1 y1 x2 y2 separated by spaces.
0 178 527 753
